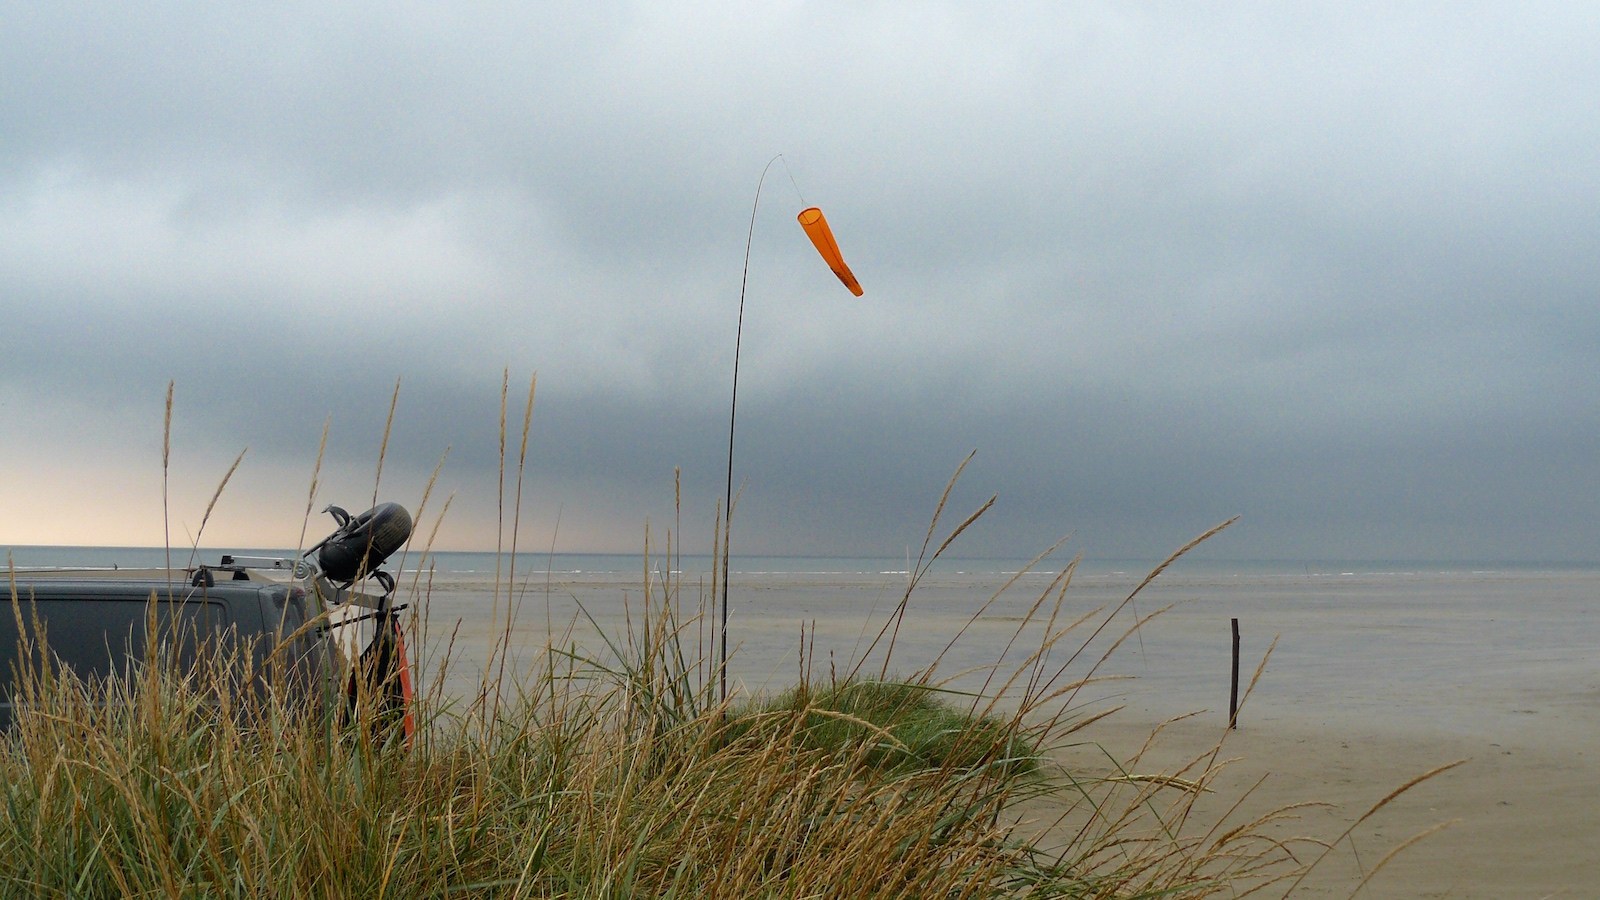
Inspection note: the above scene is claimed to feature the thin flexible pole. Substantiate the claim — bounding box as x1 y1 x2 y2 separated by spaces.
722 154 782 703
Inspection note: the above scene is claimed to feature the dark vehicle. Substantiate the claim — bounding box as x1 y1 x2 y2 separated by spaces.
3 501 417 735
0 577 328 731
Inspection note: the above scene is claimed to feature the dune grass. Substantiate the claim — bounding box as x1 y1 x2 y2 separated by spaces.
0 520 1344 899
725 678 1038 780
0 387 1454 897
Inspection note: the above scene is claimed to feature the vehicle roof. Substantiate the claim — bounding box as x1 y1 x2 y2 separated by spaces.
4 578 287 603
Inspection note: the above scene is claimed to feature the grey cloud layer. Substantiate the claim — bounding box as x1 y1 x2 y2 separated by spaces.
2 3 1598 559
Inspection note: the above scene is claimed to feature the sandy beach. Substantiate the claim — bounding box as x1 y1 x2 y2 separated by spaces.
407 562 1600 896
1056 715 1600 898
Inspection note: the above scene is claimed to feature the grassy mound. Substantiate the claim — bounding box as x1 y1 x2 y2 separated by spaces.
2 500 1340 899
728 678 1037 779
0 585 1320 900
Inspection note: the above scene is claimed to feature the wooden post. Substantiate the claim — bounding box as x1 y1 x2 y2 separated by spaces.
1229 617 1240 730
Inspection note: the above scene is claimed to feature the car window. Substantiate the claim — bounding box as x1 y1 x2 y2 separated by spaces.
1 597 231 690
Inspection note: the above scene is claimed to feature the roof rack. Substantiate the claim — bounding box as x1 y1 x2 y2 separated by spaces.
188 555 313 587
189 554 396 613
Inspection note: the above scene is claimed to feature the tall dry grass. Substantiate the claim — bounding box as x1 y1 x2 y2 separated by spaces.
0 511 1342 899
0 383 1451 897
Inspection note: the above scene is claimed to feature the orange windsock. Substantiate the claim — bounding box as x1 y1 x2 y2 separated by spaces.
797 207 863 296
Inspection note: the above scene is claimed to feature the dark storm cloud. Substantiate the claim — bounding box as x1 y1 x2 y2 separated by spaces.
3 2 1599 559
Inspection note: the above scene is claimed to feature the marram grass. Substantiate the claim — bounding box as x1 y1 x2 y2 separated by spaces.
726 678 1039 781
0 546 1344 900
0 378 1457 897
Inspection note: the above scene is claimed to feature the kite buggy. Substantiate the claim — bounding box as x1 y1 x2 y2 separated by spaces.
2 503 417 739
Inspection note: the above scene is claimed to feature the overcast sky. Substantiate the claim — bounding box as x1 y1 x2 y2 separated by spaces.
2 2 1598 562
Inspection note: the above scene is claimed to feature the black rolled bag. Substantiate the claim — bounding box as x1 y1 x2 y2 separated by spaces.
316 503 413 583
